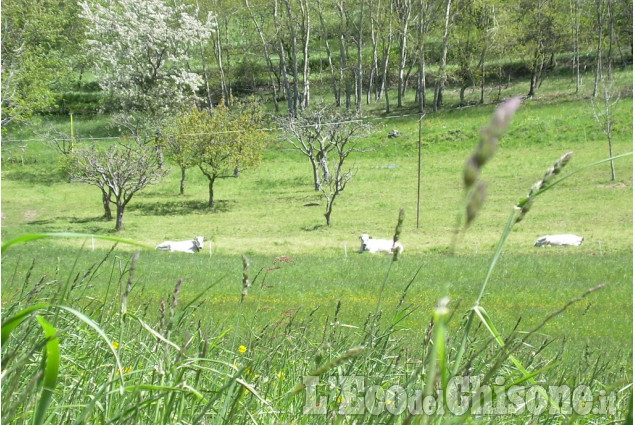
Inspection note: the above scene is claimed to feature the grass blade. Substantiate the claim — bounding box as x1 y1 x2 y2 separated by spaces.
1 303 50 345
33 316 60 425
1 232 153 253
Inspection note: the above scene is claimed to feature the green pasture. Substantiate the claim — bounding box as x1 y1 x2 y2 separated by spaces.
1 70 633 423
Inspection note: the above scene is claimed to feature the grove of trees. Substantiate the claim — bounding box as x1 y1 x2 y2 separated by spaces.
2 0 632 124
1 0 631 226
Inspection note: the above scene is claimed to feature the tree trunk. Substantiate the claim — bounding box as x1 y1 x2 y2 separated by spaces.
337 1 350 110
324 194 334 226
275 0 295 116
180 166 186 195
435 0 452 111
592 0 604 98
527 50 542 97
318 150 330 185
102 188 112 220
283 0 300 113
213 16 230 102
368 0 378 104
355 0 364 113
245 0 280 112
300 0 311 108
317 0 340 106
311 158 322 191
115 202 125 231
459 84 467 106
416 0 427 113
208 178 216 208
570 0 581 93
378 1 393 104
607 132 616 181
396 0 411 109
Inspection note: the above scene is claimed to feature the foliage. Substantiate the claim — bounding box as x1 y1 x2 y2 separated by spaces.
78 0 215 131
171 100 268 208
1 0 84 126
279 104 372 225
1 136 631 423
68 139 168 230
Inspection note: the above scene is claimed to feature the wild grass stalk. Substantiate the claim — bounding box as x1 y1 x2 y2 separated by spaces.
1 125 632 423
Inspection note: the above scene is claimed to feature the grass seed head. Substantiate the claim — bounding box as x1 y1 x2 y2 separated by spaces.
392 208 405 262
463 157 480 189
490 97 522 138
463 97 521 193
515 151 574 223
241 254 251 301
465 181 488 227
171 278 183 314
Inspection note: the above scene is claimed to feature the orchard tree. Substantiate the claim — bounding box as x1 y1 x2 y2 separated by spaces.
280 104 371 225
78 0 215 133
69 140 168 231
174 100 267 208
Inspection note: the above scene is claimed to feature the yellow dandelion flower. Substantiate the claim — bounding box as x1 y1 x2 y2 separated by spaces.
112 341 120 350
337 395 342 403
277 371 286 380
116 366 133 376
238 345 247 354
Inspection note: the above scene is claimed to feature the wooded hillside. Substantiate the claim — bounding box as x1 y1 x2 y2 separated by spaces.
2 0 632 126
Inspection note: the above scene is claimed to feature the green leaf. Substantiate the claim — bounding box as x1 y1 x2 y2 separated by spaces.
1 232 153 253
57 306 125 389
1 303 50 345
33 316 60 425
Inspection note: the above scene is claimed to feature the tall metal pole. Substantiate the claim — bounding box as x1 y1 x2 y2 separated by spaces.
417 114 423 229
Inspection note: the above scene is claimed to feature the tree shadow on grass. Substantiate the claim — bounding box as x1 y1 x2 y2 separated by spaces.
301 224 327 232
3 167 67 186
69 216 112 224
129 199 233 216
23 216 114 235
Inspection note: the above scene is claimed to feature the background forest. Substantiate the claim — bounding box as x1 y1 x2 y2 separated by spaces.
2 0 632 124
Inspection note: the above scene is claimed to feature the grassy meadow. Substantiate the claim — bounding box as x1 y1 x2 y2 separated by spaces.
1 69 633 424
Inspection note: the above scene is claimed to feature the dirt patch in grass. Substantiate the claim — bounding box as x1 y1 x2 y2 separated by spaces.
597 182 627 189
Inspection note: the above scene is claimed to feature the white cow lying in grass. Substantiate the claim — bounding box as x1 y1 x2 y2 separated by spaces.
156 236 205 253
359 234 404 254
534 234 583 247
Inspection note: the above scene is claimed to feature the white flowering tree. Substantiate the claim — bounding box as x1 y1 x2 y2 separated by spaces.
79 0 215 132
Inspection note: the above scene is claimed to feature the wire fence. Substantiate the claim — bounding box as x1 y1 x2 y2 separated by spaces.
0 104 484 145
2 97 504 147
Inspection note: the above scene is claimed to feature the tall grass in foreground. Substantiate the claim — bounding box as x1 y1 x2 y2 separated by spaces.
2 100 632 424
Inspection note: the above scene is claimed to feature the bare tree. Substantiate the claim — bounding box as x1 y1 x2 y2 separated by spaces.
336 0 353 110
69 140 168 230
279 105 336 191
273 0 295 116
434 0 453 111
317 0 341 106
395 0 412 108
280 105 371 225
379 1 395 112
415 0 443 112
569 0 582 93
299 0 311 108
320 115 371 226
245 0 280 112
354 0 365 113
592 63 619 181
